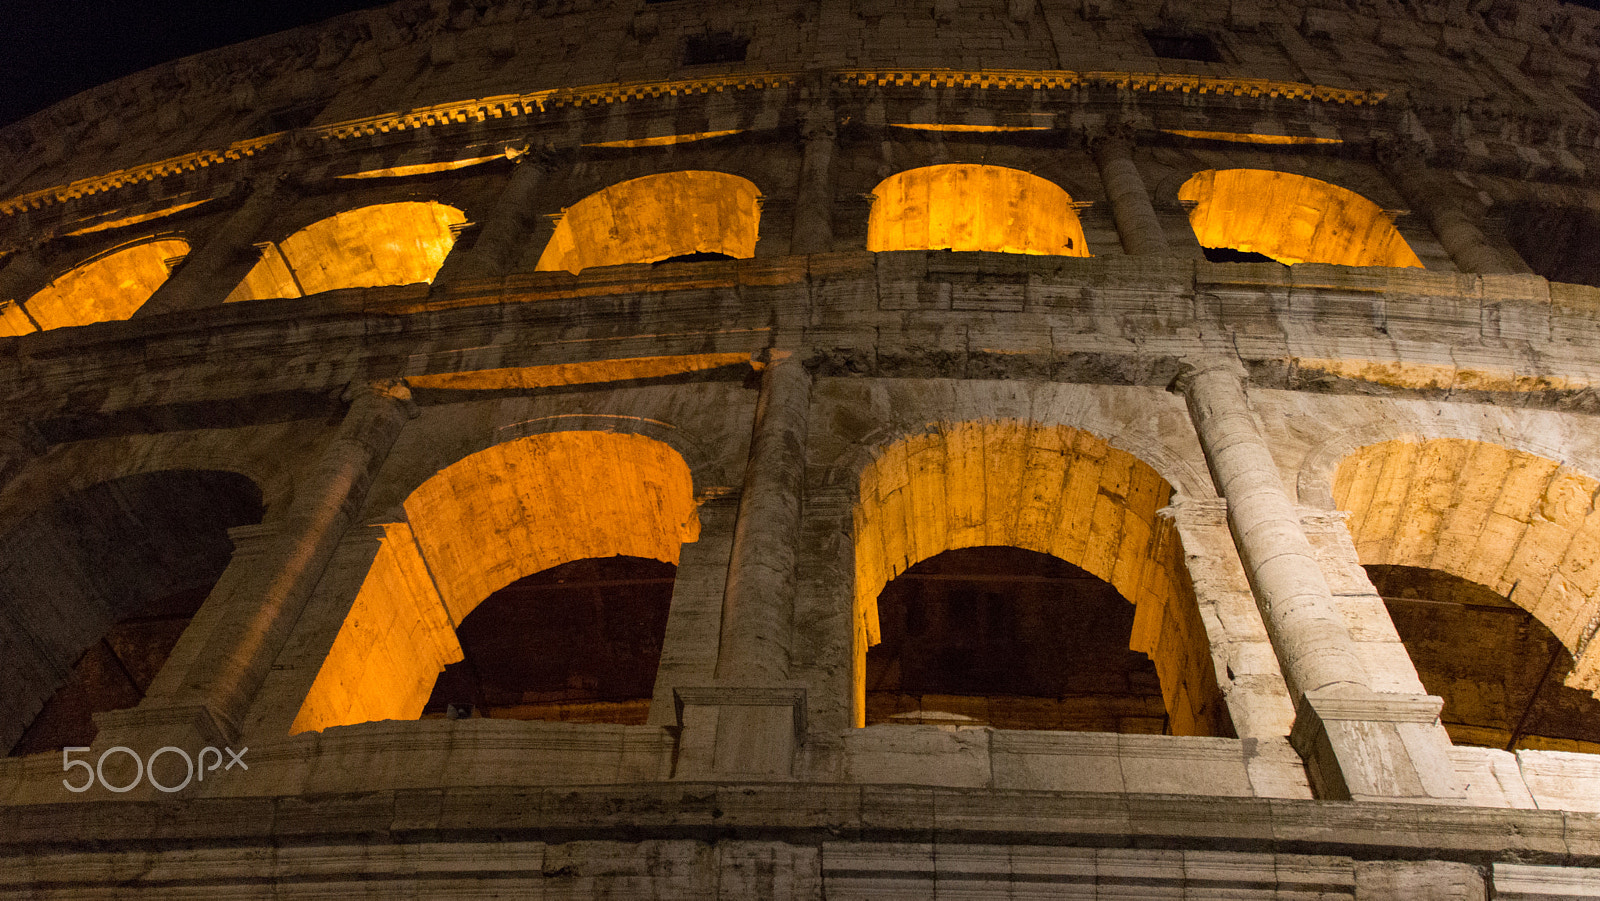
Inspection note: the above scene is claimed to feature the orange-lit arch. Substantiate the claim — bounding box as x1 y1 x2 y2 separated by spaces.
291 431 699 733
227 201 466 302
866 164 1090 256
852 420 1223 735
1335 439 1600 696
21 239 189 331
1179 169 1422 267
536 171 761 274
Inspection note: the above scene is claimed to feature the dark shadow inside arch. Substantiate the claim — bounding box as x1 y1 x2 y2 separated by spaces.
1501 202 1600 289
866 546 1168 732
3 470 264 755
423 555 675 725
1371 564 1600 753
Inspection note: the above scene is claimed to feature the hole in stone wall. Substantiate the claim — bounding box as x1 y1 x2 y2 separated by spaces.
1370 565 1600 754
422 555 675 725
653 251 736 265
1145 30 1223 62
866 547 1168 732
683 31 748 65
1202 246 1280 264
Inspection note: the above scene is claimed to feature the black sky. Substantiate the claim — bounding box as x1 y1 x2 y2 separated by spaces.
0 0 393 129
7 0 1600 131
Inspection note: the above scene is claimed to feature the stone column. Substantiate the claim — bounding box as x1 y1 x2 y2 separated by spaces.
717 353 811 682
430 145 553 287
1382 150 1517 275
136 176 285 317
111 381 415 746
790 104 838 255
675 354 810 779
1092 130 1170 256
1178 357 1464 801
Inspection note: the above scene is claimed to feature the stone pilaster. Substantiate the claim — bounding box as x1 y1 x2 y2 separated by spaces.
675 354 812 780
135 175 285 316
126 381 415 745
1381 150 1519 276
1091 129 1170 256
431 145 555 286
0 250 44 334
717 353 811 682
1178 357 1463 801
791 103 838 255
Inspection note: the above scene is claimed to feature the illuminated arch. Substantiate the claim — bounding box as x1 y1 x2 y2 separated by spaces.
536 171 762 274
1334 439 1600 699
1179 169 1423 267
291 430 699 733
866 164 1090 256
22 238 189 330
226 201 466 301
852 420 1225 735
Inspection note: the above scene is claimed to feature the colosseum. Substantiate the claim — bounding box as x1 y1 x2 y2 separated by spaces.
4 0 1600 895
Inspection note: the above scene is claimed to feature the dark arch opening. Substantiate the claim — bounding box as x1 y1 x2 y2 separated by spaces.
3 470 264 755
423 555 675 725
1370 564 1600 753
1501 202 1600 289
866 546 1167 732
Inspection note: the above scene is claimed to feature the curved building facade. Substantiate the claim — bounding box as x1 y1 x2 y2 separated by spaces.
4 0 1600 896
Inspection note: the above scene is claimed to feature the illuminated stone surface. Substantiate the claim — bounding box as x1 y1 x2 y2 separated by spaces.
2 0 1600 895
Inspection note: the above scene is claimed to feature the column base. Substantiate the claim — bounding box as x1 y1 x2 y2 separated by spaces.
672 686 806 780
1290 688 1466 802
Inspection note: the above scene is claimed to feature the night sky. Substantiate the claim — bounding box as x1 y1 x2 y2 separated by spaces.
6 0 1600 130
0 0 393 129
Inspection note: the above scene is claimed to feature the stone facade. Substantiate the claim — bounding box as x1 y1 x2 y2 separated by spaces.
6 0 1600 896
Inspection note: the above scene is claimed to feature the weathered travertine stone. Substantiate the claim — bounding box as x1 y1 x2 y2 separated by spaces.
168 381 415 738
1092 130 1169 257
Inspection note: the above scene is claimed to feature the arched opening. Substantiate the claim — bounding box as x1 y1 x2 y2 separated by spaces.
853 421 1229 737
1 470 264 755
535 171 761 274
22 238 189 330
1334 438 1600 751
866 164 1090 256
423 555 674 724
1369 565 1600 753
1179 169 1423 267
226 201 466 302
866 546 1166 731
291 430 699 734
1501 201 1600 288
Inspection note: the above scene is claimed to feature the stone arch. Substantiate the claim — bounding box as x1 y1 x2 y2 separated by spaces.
823 411 1213 504
291 430 700 733
535 171 762 274
1178 169 1422 267
226 200 467 301
866 164 1091 256
851 419 1226 736
1297 418 1579 510
1333 438 1600 697
20 236 190 330
1 469 264 754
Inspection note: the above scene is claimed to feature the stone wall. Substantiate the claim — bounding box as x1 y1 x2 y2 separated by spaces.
4 0 1600 895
